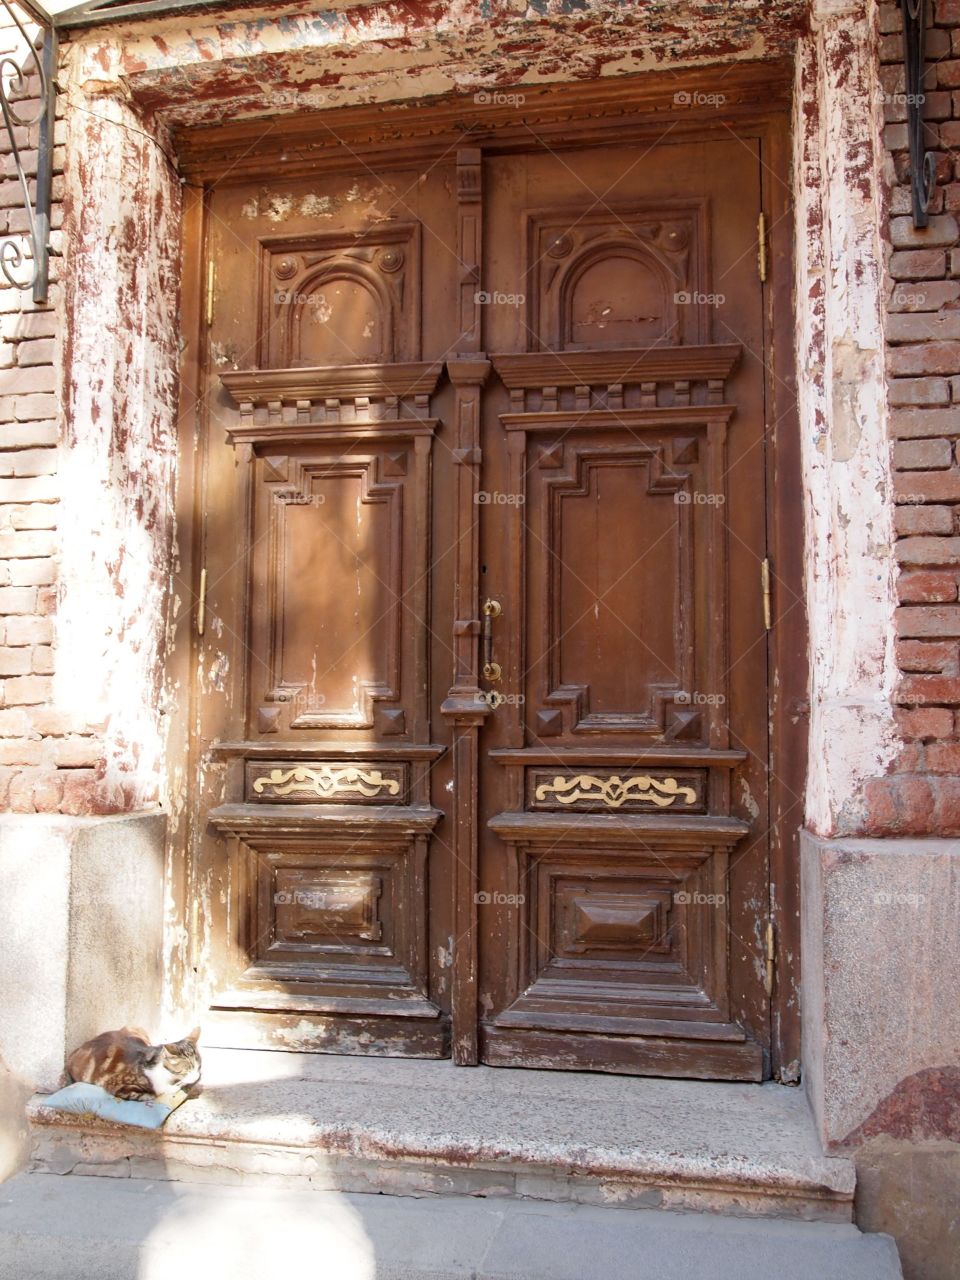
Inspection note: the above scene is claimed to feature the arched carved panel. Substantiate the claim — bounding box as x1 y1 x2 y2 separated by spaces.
291 270 390 366
526 205 708 351
257 225 420 368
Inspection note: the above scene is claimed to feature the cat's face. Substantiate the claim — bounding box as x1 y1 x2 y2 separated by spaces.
143 1026 201 1095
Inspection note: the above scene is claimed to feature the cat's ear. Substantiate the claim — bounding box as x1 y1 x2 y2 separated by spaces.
187 1025 201 1044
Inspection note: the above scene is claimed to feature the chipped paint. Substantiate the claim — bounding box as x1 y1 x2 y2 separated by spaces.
792 2 898 837
55 78 182 815
62 0 808 132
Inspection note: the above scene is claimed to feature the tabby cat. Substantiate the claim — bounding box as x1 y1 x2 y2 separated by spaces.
65 1026 201 1100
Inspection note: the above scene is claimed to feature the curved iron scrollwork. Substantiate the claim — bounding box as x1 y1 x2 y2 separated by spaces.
901 0 937 228
0 0 54 303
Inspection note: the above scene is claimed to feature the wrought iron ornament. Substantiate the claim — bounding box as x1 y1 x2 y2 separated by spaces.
0 0 55 303
901 0 937 228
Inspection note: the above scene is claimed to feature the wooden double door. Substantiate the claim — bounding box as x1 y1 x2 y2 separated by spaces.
191 126 773 1079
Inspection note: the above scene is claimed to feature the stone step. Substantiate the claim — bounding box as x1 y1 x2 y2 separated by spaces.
0 1173 903 1280
27 1048 856 1222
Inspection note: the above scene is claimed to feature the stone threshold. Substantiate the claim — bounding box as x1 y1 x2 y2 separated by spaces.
29 1049 855 1223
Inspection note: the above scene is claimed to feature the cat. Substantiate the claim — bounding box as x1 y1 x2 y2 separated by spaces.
65 1025 201 1100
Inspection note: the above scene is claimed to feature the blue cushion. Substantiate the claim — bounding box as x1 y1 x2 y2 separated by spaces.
38 1082 189 1129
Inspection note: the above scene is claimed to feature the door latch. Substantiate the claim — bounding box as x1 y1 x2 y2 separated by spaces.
482 598 502 682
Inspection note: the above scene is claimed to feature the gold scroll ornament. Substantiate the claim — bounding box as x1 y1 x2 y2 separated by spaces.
534 773 697 809
252 765 401 800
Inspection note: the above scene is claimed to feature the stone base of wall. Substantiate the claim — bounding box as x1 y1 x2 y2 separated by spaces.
0 811 165 1090
801 828 960 1280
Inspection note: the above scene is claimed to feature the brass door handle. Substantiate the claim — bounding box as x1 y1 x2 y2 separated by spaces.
482 598 501 682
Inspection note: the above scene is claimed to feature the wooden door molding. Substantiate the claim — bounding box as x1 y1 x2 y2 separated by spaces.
169 86 804 1080
438 147 492 1065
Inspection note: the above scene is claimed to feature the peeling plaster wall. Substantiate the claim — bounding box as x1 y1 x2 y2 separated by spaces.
64 0 808 128
55 84 182 812
793 0 899 837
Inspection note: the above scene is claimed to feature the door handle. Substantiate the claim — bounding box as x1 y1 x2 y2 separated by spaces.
482 598 502 682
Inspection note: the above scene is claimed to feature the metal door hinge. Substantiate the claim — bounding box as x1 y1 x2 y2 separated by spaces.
764 920 776 996
761 557 772 631
205 260 215 327
196 566 207 636
757 211 767 284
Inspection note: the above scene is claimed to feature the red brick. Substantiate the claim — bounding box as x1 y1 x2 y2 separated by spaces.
0 533 55 567
862 776 935 836
31 644 53 674
0 738 41 765
888 342 960 376
888 377 951 406
898 674 960 703
897 639 958 672
5 615 51 645
58 769 98 817
13 393 57 421
897 604 960 635
890 408 960 436
0 421 57 447
16 338 54 367
8 559 55 586
937 120 960 151
0 646 31 676
0 365 54 395
0 476 56 503
894 437 953 469
9 505 56 531
937 59 960 87
886 312 960 343
4 673 51 705
51 735 100 768
933 776 960 831
898 569 959 602
896 536 960 568
895 473 960 503
0 311 56 341
0 586 36 614
0 707 30 736
884 122 909 151
895 706 955 738
29 708 94 736
936 0 960 22
6 769 36 814
889 213 959 248
889 249 948 280
887 280 960 311
35 586 56 616
30 770 62 812
925 742 960 772
12 449 55 478
895 504 954 535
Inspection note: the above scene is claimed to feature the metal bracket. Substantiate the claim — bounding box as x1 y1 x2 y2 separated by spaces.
901 0 937 228
0 0 56 304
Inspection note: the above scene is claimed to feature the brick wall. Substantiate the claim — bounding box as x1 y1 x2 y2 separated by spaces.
872 0 960 832
0 11 102 816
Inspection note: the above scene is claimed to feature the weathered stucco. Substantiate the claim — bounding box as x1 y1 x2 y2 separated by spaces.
63 0 808 129
56 80 182 812
793 0 899 837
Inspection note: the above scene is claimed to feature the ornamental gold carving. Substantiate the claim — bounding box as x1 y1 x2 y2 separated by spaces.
252 765 402 800
533 773 697 809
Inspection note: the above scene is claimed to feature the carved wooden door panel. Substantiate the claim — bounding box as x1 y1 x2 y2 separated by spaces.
190 129 772 1080
473 139 771 1079
193 167 460 1057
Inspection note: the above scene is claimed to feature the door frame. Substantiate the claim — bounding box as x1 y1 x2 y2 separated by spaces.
165 60 805 1080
